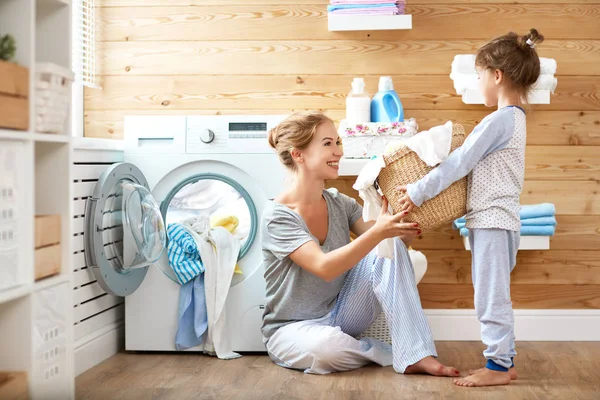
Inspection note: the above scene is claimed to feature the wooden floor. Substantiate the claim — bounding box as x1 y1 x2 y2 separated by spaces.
76 342 600 400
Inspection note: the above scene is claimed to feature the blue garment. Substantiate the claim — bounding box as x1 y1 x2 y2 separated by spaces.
327 3 397 12
460 225 555 237
167 223 204 285
175 274 208 350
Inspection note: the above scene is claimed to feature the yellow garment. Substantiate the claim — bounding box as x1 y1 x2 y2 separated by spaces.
211 215 239 234
211 215 243 275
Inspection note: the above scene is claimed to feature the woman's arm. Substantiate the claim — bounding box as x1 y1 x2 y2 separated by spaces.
289 198 419 282
350 217 375 237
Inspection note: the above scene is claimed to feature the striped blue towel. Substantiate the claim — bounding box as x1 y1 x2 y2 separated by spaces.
167 223 204 285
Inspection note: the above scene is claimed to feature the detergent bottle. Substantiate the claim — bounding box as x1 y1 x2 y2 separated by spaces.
370 76 404 123
345 77 371 123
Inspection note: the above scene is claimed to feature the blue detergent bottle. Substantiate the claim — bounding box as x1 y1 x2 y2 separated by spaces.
370 76 404 123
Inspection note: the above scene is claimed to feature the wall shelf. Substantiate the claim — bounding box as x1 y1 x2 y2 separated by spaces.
462 89 551 105
463 235 550 251
328 14 412 32
339 157 368 176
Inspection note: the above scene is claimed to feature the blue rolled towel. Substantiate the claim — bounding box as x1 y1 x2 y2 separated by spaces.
521 216 556 226
453 203 556 230
520 203 555 219
460 225 555 237
454 216 556 229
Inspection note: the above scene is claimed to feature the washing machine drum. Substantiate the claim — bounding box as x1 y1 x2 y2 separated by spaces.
84 163 259 297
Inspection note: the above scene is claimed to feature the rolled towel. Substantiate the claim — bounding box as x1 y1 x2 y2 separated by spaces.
450 72 557 95
521 216 557 226
328 3 399 11
454 215 556 230
460 225 555 237
331 0 405 3
520 203 555 219
449 72 478 95
540 58 557 75
454 203 556 228
532 74 558 92
451 54 476 74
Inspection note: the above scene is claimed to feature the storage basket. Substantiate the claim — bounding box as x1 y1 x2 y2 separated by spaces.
359 312 391 344
377 123 467 231
338 118 418 159
35 63 74 134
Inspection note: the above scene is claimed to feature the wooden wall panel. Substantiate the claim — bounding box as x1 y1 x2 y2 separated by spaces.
418 284 600 309
98 5 600 41
86 75 600 111
97 40 600 76
420 250 600 284
89 0 600 309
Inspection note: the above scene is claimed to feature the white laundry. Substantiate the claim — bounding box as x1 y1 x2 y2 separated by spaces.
451 54 557 76
450 72 558 95
401 121 453 167
451 54 476 74
182 216 242 360
408 249 427 284
539 58 557 75
352 156 395 259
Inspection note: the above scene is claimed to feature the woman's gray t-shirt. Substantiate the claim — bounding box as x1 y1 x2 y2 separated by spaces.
260 188 363 343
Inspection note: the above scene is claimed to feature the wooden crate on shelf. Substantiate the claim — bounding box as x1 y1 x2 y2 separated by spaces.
0 60 29 131
0 371 28 400
34 215 61 281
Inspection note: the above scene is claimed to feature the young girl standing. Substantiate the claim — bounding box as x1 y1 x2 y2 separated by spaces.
398 29 545 387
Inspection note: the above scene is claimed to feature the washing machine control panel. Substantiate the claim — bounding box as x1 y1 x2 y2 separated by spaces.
186 115 287 154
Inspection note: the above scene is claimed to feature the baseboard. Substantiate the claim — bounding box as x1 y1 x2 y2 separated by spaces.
425 309 600 341
75 321 124 376
73 310 599 375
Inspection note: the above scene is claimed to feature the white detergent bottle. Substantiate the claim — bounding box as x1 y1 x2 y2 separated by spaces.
345 78 371 124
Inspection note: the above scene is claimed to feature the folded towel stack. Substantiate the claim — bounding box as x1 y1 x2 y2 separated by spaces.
328 0 406 15
454 203 557 237
449 54 558 99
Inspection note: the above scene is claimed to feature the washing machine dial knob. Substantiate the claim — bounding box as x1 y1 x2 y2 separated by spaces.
200 129 215 144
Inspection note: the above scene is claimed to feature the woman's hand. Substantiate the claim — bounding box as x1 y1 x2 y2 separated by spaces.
396 186 416 214
372 196 421 241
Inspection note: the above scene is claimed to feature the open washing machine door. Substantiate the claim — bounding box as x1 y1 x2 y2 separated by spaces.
84 163 167 297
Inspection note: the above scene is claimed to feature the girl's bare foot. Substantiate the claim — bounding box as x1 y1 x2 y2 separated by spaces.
469 366 518 380
405 356 460 377
454 368 511 387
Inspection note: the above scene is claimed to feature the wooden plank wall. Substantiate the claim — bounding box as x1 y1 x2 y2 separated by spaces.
86 0 600 309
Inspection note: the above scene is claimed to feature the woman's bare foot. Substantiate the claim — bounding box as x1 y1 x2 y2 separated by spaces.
469 366 518 380
405 356 460 377
454 368 511 387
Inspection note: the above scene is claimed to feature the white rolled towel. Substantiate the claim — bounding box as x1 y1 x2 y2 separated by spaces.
450 72 557 95
540 58 557 75
451 54 476 74
533 74 558 93
452 55 557 76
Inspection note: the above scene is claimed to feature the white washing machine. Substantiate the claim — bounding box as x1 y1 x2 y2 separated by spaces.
83 115 288 352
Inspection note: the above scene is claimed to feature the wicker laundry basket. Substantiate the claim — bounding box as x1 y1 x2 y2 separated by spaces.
377 123 468 231
359 313 392 344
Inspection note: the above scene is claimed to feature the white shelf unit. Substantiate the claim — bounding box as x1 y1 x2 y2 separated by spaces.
461 89 551 105
328 14 412 31
463 235 550 251
0 0 74 398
